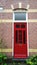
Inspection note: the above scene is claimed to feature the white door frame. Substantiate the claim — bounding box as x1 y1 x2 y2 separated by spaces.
12 11 29 57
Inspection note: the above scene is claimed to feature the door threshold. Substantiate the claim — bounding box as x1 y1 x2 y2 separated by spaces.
12 58 27 61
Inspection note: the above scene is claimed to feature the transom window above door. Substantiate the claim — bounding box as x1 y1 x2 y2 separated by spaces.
13 12 28 22
14 12 26 20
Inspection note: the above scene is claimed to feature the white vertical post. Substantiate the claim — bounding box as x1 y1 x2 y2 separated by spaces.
12 22 14 56
11 4 14 56
26 4 30 10
27 12 29 56
11 5 14 10
26 4 29 56
19 2 22 8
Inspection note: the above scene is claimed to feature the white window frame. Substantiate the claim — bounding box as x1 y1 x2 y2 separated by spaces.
13 11 28 22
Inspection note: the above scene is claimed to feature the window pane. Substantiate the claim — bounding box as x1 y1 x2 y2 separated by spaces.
23 31 26 44
16 24 20 28
19 30 22 44
16 30 22 44
16 30 18 43
14 12 26 20
21 24 25 28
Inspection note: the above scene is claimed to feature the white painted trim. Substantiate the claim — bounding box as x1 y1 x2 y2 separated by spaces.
19 2 22 8
27 13 29 56
26 4 30 10
12 22 14 56
0 9 37 13
29 49 37 52
0 49 37 52
12 11 14 22
0 19 37 23
11 5 14 10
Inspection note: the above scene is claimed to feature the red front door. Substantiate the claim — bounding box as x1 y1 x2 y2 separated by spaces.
14 22 28 58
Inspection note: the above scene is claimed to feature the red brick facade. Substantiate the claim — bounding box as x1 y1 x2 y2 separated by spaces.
0 0 37 56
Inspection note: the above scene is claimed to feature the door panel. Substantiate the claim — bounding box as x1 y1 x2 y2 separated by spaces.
14 23 27 58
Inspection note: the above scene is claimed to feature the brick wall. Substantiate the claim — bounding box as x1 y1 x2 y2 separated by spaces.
0 0 37 56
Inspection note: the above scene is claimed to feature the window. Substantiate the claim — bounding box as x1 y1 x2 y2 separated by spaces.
16 23 26 28
16 25 20 28
16 30 26 44
23 31 26 44
14 12 26 20
16 30 22 44
21 24 25 28
19 30 22 43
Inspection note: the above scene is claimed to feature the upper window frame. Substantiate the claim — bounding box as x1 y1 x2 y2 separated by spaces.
13 11 28 22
